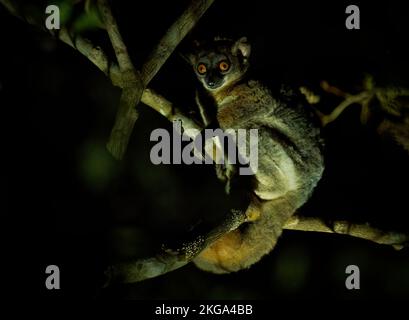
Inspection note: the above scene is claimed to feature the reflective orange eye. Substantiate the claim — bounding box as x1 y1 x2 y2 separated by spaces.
219 61 230 72
197 63 207 75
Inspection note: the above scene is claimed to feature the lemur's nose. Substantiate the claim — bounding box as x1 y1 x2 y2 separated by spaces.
207 81 215 87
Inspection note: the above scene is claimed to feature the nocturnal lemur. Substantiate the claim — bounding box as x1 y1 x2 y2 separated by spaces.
184 37 324 274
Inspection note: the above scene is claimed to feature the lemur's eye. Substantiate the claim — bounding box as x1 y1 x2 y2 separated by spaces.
197 63 207 75
219 61 230 72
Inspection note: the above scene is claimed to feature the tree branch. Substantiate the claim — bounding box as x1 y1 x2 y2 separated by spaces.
141 89 202 132
97 0 135 74
284 216 409 250
97 0 144 159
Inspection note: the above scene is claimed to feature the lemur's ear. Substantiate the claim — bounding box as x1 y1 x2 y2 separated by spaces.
232 37 251 59
179 40 201 65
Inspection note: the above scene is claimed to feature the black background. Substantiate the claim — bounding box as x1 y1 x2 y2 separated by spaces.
1 0 409 299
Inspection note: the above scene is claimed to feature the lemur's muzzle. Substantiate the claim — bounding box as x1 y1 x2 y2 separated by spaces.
205 72 224 90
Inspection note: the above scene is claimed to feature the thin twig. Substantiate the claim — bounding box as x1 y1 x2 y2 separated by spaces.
317 80 409 135
317 80 374 126
318 91 372 126
320 80 349 98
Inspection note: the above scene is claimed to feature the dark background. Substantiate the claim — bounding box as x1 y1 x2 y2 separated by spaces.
1 0 409 299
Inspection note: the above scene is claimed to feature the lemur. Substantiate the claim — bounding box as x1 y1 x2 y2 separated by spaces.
184 37 324 274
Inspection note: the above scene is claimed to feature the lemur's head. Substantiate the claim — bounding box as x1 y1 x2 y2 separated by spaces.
185 37 251 92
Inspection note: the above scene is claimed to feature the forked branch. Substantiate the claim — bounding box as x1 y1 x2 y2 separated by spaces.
98 0 215 159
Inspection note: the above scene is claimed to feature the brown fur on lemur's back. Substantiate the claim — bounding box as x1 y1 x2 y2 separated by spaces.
185 37 324 274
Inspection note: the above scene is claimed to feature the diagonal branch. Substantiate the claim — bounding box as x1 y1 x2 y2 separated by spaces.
97 0 136 74
142 89 201 131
